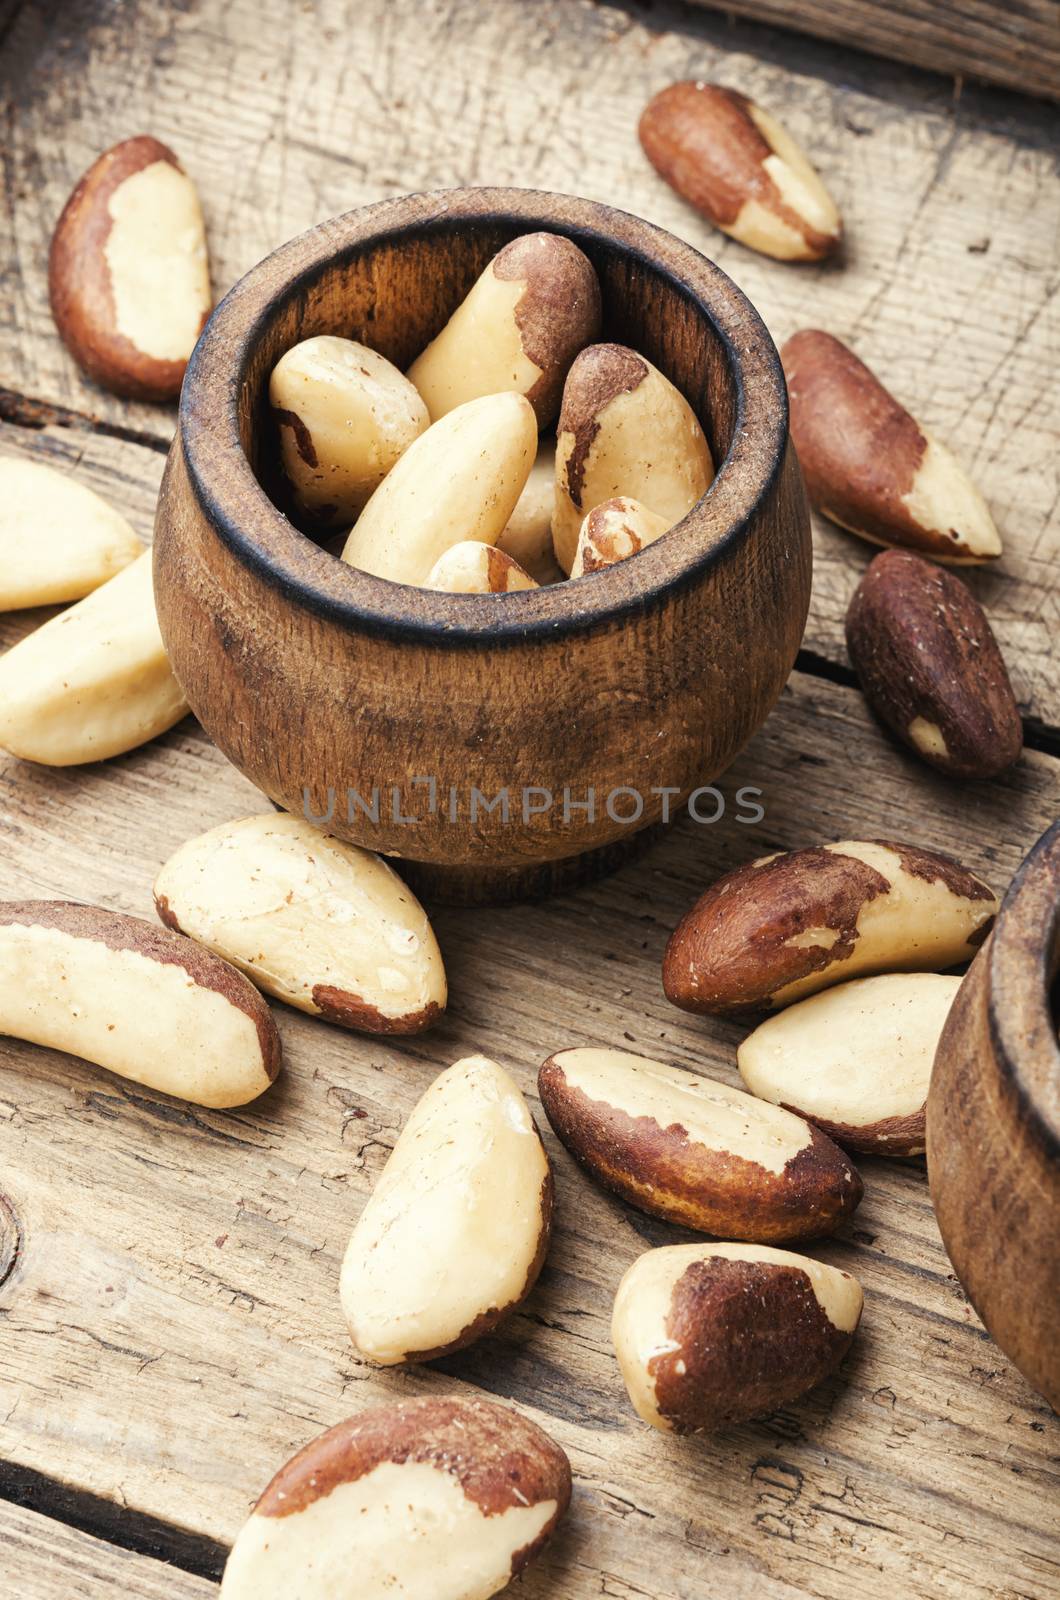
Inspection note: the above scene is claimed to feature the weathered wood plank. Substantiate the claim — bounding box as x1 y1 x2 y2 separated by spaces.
0 1501 214 1598
0 659 1057 1599
0 0 1056 723
686 0 1060 103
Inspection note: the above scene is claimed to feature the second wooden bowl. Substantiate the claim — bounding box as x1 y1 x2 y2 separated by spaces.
154 188 811 903
928 820 1060 1409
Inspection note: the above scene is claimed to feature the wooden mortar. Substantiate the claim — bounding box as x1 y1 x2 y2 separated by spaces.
154 188 811 903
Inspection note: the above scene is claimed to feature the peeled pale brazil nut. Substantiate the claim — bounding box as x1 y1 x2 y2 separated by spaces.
341 393 536 585
846 549 1023 779
49 135 211 402
407 231 601 425
782 330 1002 562
613 1242 863 1432
219 1395 571 1599
0 901 280 1107
552 343 712 573
269 336 429 527
639 82 841 262
664 839 997 1016
340 1055 552 1364
154 814 446 1033
0 549 188 765
0 457 142 611
570 495 669 578
738 971 962 1157
425 541 538 593
539 1048 861 1241
496 441 562 582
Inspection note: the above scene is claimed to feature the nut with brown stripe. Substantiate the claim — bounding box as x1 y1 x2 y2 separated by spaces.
407 232 601 425
639 82 841 262
613 1242 863 1432
846 549 1023 780
570 495 669 578
219 1395 571 1599
538 1047 861 1242
552 343 713 573
425 540 538 593
340 1055 552 1364
153 814 446 1033
663 839 997 1016
738 971 961 1157
341 393 536 585
0 549 188 765
269 336 429 527
49 136 211 401
782 330 1002 562
0 457 142 611
0 901 280 1107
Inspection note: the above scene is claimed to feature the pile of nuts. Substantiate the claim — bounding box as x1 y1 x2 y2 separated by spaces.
271 233 713 593
0 69 1031 1599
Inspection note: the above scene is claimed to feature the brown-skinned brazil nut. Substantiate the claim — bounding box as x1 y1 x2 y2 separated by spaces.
49 136 211 401
663 839 997 1015
613 1242 863 1432
219 1395 571 1599
781 330 1001 562
846 549 1023 779
539 1047 862 1241
639 82 841 262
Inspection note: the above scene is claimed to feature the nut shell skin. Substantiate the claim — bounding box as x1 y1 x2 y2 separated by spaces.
425 541 538 593
846 549 1022 780
782 330 1001 562
639 82 841 262
663 838 997 1016
408 231 601 426
49 136 211 402
613 1243 863 1432
539 1048 862 1242
552 342 712 573
570 496 669 578
220 1395 571 1600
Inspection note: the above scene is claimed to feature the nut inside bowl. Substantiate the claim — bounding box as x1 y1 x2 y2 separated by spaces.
154 187 811 903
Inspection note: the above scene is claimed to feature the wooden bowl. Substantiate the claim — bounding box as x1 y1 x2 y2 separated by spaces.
928 820 1060 1408
154 188 811 903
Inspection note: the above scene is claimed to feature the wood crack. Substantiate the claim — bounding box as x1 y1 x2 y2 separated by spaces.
0 387 172 457
0 1461 227 1582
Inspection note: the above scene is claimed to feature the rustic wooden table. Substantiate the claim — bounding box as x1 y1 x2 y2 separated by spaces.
0 2 1058 1596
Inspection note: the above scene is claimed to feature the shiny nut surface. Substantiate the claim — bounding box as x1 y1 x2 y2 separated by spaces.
613 1242 863 1432
664 839 997 1015
539 1046 861 1241
220 1395 571 1599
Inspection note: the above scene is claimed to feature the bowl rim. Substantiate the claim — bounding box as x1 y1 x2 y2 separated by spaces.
987 818 1060 1159
177 185 790 646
